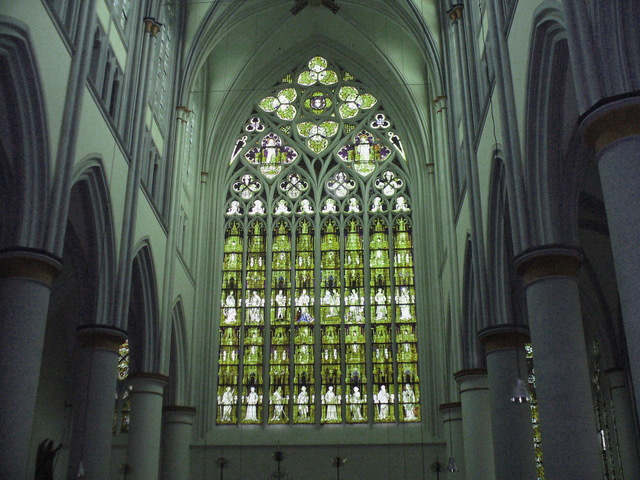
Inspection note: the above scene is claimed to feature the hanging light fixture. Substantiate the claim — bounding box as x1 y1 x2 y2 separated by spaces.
511 378 531 404
511 343 531 403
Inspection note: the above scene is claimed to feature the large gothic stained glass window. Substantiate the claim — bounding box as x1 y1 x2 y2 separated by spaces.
217 56 419 425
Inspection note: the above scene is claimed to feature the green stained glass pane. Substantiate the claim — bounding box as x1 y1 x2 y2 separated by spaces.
280 125 291 135
358 93 377 109
259 96 279 112
344 123 356 134
117 340 129 380
320 219 343 423
282 73 293 83
318 69 338 85
339 86 359 102
309 56 328 72
218 221 244 424
277 104 296 121
278 88 297 103
298 70 316 86
294 219 315 423
339 103 359 119
393 216 419 423
344 71 355 81
320 121 338 137
297 121 315 137
308 137 329 153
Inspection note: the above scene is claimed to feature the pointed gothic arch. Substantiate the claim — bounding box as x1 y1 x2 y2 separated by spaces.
69 157 116 326
166 298 189 405
213 55 422 427
0 17 50 249
129 241 161 374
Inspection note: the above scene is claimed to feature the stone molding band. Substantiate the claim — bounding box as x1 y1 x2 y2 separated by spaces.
447 4 464 23
77 324 128 352
439 402 462 411
130 372 169 383
453 368 487 380
0 248 62 285
163 405 197 415
479 324 530 354
583 102 640 154
143 17 162 37
514 245 582 286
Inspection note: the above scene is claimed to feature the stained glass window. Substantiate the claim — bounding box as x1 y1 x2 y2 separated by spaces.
217 56 419 425
113 340 131 433
526 343 544 480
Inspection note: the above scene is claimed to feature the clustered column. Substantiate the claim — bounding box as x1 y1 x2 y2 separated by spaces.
604 368 640 478
126 373 168 480
0 248 61 480
479 325 536 480
454 369 495 480
582 100 640 413
161 406 197 480
439 402 465 477
515 245 602 480
67 325 127 480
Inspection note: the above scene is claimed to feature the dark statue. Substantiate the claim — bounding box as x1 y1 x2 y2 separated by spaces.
35 439 61 480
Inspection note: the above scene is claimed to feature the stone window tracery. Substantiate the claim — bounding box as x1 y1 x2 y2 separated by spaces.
217 56 420 425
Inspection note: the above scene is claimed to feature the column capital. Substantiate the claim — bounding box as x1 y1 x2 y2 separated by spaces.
604 367 627 389
514 244 582 285
143 17 162 37
440 402 462 421
439 402 462 412
454 368 487 384
76 324 127 352
447 4 464 23
0 248 61 285
581 96 640 154
163 405 196 424
479 324 529 354
129 372 169 396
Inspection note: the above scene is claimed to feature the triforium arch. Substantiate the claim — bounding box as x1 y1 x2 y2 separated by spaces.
212 54 425 428
0 16 50 249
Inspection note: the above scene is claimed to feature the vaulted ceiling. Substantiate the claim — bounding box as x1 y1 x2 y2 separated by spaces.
181 0 444 173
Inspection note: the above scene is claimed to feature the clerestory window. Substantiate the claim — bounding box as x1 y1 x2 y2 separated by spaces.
216 56 420 425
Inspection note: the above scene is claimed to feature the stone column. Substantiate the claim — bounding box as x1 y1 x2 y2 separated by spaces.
515 245 602 480
439 402 465 478
479 325 537 480
160 406 196 480
582 99 640 415
0 248 61 480
67 325 127 480
605 368 640 479
126 373 168 480
455 369 495 480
